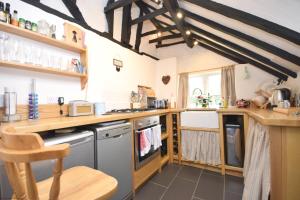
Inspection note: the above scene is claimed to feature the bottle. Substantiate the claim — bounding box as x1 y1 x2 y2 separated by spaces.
4 3 11 24
0 2 6 22
11 10 18 26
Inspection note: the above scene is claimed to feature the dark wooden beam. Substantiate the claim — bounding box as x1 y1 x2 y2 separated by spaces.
140 1 173 21
183 9 300 66
198 43 245 64
104 0 136 13
192 34 288 81
184 0 300 45
105 0 115 36
131 7 167 25
149 34 182 43
188 23 297 78
156 40 186 48
141 25 177 37
150 0 161 5
135 10 143 51
163 0 193 47
19 0 159 60
62 0 87 25
135 1 176 35
121 3 132 46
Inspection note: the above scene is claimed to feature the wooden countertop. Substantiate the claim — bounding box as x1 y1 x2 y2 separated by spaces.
0 109 183 132
217 108 300 127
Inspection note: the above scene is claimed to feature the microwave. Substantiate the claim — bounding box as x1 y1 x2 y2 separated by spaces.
69 100 94 117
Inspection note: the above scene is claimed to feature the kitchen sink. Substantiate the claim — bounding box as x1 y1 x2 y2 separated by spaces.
181 111 219 128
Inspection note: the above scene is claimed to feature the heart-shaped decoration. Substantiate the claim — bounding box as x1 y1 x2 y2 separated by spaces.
162 75 171 85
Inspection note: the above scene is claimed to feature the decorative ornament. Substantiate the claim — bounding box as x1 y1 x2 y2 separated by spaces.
162 75 171 85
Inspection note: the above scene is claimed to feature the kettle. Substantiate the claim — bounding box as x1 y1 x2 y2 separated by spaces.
270 88 291 107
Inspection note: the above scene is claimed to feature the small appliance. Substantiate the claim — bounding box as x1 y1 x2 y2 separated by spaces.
270 88 291 107
68 100 94 117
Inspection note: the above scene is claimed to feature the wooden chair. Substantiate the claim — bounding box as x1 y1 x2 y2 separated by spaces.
0 126 118 200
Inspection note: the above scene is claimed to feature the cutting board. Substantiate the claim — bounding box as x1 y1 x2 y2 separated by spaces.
273 107 300 115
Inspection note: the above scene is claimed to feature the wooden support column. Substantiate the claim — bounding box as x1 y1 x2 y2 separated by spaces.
61 0 87 25
105 0 115 37
135 10 143 51
121 3 132 46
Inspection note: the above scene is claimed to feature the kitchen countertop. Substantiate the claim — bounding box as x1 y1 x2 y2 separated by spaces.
217 108 300 127
0 109 183 133
1 107 300 133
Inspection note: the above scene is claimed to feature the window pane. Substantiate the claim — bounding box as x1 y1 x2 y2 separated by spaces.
188 70 221 108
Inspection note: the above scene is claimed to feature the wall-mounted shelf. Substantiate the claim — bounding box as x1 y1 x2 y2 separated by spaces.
0 22 86 53
0 60 87 78
0 22 88 89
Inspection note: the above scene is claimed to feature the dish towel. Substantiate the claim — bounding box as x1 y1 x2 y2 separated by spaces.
140 130 151 156
152 125 162 150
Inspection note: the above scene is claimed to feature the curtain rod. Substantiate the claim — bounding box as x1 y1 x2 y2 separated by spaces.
178 64 237 75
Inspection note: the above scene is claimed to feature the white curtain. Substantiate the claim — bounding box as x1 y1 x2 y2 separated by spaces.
243 118 271 200
177 73 189 108
181 130 221 165
221 65 236 106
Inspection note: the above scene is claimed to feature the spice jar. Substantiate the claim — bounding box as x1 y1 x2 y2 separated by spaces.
31 23 37 32
25 20 31 30
19 18 25 28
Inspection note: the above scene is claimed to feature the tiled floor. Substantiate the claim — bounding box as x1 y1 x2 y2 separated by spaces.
134 164 244 200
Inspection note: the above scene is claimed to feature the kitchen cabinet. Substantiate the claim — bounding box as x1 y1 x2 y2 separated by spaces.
0 22 88 89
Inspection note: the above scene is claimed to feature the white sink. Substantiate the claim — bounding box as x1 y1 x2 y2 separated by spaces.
181 111 219 128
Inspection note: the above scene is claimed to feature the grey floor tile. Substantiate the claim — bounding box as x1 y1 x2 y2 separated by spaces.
202 169 222 177
161 177 196 200
151 164 181 187
225 192 242 200
177 165 202 182
225 175 244 194
134 181 166 200
194 173 224 200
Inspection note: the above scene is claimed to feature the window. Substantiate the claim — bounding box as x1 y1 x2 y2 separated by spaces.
188 70 221 108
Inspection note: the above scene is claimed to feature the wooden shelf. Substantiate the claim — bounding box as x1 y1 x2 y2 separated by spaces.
0 60 87 78
161 132 169 140
160 155 169 166
0 22 86 53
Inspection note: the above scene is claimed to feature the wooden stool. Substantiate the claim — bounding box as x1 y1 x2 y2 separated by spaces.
0 126 118 200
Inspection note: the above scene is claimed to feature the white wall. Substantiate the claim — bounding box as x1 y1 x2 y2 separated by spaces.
154 57 177 101
0 0 157 110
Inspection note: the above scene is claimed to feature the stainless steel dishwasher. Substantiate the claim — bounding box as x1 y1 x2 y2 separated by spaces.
0 130 95 199
88 121 133 200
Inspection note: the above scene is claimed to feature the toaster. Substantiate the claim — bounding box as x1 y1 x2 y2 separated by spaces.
69 100 94 117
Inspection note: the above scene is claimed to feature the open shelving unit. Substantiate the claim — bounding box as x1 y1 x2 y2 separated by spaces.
0 22 88 89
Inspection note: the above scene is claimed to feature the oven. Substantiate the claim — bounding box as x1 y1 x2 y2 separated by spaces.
134 116 161 170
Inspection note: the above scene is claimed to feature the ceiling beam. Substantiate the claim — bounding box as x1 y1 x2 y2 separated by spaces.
188 23 297 78
104 0 136 13
163 0 193 47
131 7 167 25
156 40 186 48
198 43 245 64
192 34 288 81
141 25 177 37
140 1 172 21
121 3 132 46
61 0 87 25
184 0 300 45
136 1 176 35
105 0 115 37
183 9 300 66
149 33 182 43
135 10 143 51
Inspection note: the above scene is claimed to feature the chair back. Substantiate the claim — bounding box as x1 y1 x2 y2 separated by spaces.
0 126 70 200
